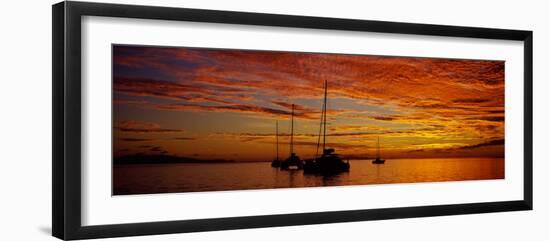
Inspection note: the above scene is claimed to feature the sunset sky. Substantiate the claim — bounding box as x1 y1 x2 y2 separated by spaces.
112 45 505 161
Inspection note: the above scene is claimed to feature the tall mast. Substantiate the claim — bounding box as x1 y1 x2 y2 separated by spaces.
276 120 279 160
290 104 294 156
377 136 380 159
322 80 328 151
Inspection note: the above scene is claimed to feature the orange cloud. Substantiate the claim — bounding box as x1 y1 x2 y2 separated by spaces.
115 120 185 133
112 45 504 160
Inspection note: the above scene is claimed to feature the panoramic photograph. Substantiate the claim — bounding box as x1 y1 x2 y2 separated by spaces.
112 45 505 195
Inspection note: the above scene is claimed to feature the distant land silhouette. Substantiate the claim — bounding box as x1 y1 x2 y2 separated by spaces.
114 154 236 165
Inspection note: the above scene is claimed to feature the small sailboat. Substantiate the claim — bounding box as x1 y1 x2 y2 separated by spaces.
280 104 304 170
271 121 281 167
304 80 350 175
372 136 385 164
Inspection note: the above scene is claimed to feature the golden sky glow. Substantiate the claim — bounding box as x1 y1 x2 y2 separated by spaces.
113 45 505 161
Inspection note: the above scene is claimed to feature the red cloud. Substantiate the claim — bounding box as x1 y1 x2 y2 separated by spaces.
113 45 504 159
115 120 184 133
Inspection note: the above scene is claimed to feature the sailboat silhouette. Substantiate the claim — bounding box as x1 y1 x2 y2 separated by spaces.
372 136 385 164
280 104 304 170
304 80 350 175
270 121 281 167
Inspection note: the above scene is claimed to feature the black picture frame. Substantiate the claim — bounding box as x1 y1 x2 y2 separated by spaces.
52 1 533 240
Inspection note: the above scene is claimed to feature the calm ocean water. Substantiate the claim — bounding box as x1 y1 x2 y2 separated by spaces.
113 157 504 195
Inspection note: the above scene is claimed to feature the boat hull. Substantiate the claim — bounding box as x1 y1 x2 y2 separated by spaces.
303 154 350 175
280 153 303 170
372 159 385 164
271 159 281 167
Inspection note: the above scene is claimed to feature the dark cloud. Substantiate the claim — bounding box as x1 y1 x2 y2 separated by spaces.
172 137 196 141
452 98 491 104
120 138 153 142
154 103 319 119
218 129 422 139
150 146 163 152
147 146 169 155
486 110 505 114
115 120 185 133
119 137 196 142
149 146 162 151
114 76 248 104
271 101 315 112
458 139 505 150
117 127 184 133
261 140 367 150
371 116 396 121
469 116 505 122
